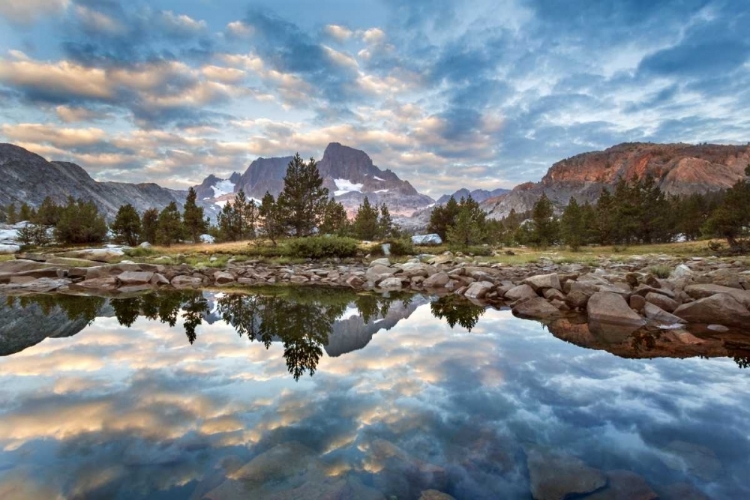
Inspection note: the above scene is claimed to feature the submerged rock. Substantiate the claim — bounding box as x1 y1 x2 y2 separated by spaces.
512 297 562 320
525 446 606 500
585 470 657 500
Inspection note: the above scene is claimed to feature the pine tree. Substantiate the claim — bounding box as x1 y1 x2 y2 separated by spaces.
428 197 460 240
259 192 284 245
141 208 159 244
277 153 329 236
54 197 107 244
560 197 584 250
6 203 17 225
378 203 397 239
244 198 258 239
35 197 62 226
156 202 183 247
111 204 142 246
531 192 558 248
319 198 349 236
446 205 483 248
596 188 614 245
353 197 379 240
704 167 750 248
183 187 208 243
19 203 33 222
234 190 248 239
217 202 236 241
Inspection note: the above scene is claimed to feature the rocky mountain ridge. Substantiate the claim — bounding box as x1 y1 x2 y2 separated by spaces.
436 187 510 205
0 143 217 220
482 142 750 219
196 142 435 216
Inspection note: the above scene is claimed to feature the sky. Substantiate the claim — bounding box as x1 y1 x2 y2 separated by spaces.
0 0 749 196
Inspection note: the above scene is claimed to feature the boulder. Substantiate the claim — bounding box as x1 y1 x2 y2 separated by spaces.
200 234 215 244
464 281 494 299
214 271 235 285
644 303 686 325
670 264 694 280
399 262 432 278
369 258 391 267
673 294 750 328
411 234 443 245
379 277 403 290
543 288 566 301
684 284 750 309
587 292 646 326
645 292 679 312
171 275 203 288
512 297 562 320
150 273 170 286
629 294 646 311
423 272 450 288
366 265 396 283
565 290 590 310
139 242 152 248
504 284 538 302
59 247 125 263
346 275 366 288
419 491 455 500
523 273 561 292
116 271 154 286
526 446 606 500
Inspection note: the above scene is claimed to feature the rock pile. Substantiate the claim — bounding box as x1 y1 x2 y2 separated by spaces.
0 251 748 334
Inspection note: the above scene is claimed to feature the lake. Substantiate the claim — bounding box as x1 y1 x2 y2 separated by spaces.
0 289 748 499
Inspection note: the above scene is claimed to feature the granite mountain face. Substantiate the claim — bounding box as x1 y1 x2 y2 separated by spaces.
482 142 750 219
195 143 435 216
0 143 217 220
435 188 510 205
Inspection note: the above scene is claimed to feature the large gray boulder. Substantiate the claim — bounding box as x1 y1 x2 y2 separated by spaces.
115 271 154 286
512 297 562 320
684 284 750 309
673 293 750 328
523 273 561 292
587 292 646 326
464 281 494 299
411 234 442 245
423 272 450 288
644 302 686 325
365 265 396 283
378 277 403 290
505 284 538 302
645 292 679 313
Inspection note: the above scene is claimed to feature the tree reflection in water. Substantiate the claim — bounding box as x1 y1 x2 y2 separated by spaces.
10 294 106 325
430 295 486 331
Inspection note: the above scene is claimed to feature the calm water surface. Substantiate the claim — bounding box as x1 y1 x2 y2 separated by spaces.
0 289 748 499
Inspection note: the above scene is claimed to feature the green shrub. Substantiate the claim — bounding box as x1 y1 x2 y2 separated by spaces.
383 239 414 256
612 245 628 253
123 247 157 258
457 245 493 256
244 244 290 258
287 236 359 259
650 265 671 279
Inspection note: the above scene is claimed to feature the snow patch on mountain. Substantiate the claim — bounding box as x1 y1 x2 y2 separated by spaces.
211 179 235 198
374 189 389 193
334 178 364 196
373 176 384 181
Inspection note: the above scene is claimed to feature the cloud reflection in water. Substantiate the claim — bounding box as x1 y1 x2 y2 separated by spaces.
0 290 748 499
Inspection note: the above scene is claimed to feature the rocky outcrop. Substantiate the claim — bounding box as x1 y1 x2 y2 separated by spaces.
483 142 750 219
0 143 216 220
525 446 606 500
435 187 509 205
197 142 434 217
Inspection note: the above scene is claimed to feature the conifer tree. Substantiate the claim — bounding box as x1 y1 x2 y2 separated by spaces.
141 208 159 244
6 203 17 225
428 197 460 240
19 203 33 222
111 204 142 246
54 197 107 244
378 203 397 239
446 204 484 248
259 192 284 245
244 198 258 239
35 197 62 226
353 197 379 240
530 192 558 248
277 153 328 236
319 198 348 236
183 187 208 243
234 190 248 239
560 197 584 250
156 202 183 247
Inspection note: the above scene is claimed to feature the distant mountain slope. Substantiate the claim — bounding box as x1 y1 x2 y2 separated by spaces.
196 142 434 216
0 143 216 220
483 142 750 219
436 187 510 205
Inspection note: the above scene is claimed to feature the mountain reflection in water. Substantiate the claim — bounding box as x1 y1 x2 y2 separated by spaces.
0 289 748 499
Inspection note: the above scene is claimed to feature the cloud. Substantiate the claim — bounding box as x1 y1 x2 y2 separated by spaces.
324 24 353 41
0 0 69 26
226 20 254 38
